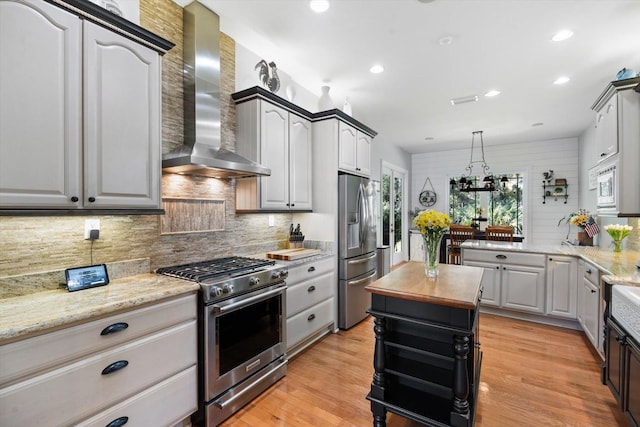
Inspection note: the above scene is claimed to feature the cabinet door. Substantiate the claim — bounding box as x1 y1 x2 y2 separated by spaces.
582 277 600 350
545 256 578 319
464 260 501 307
0 0 82 208
289 114 312 210
501 265 545 314
606 319 624 405
84 21 161 209
626 339 640 427
356 131 372 176
338 122 357 172
596 94 619 162
259 102 289 209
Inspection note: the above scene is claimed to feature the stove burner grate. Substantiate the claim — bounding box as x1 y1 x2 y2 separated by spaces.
156 256 276 282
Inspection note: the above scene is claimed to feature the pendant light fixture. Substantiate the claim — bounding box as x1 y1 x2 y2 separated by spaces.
450 131 500 192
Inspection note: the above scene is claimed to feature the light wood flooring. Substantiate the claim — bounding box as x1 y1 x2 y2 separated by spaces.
220 313 629 427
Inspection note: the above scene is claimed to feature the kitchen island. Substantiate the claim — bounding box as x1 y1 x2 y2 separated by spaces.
365 262 483 427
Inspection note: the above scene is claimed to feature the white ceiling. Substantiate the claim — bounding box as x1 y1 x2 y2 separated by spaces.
177 0 640 154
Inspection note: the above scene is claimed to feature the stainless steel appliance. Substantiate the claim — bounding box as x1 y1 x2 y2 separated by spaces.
338 174 377 329
597 163 617 211
157 257 288 426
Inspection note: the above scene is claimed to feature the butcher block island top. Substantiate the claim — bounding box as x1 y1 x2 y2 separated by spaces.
365 261 483 310
365 261 483 427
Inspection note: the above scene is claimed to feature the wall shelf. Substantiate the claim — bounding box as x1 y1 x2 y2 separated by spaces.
542 181 568 204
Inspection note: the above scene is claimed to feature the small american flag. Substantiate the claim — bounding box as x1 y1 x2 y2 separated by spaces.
584 217 600 237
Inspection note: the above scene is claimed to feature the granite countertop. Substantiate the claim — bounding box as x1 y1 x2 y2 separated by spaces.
366 262 482 310
461 240 640 286
0 274 199 344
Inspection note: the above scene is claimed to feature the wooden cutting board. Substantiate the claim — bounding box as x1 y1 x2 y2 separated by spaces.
266 248 321 260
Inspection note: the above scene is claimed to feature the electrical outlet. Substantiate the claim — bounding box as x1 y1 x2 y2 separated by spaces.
84 219 100 239
268 215 275 227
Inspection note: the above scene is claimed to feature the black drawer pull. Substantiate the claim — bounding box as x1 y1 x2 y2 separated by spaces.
101 360 129 375
586 269 592 274
591 289 596 294
307 314 316 321
100 322 129 336
549 257 553 261
496 254 507 260
308 266 316 272
308 285 316 293
106 417 129 427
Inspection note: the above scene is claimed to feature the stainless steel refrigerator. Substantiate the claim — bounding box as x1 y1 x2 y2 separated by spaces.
338 174 378 329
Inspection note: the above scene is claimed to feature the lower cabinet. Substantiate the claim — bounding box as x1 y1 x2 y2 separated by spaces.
285 256 335 356
0 294 198 427
577 259 602 354
606 318 640 427
462 249 545 314
545 255 578 319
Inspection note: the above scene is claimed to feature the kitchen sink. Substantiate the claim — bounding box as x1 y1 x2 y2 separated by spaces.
612 285 640 343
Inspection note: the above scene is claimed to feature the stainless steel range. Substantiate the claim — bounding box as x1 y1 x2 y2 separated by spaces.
157 256 288 426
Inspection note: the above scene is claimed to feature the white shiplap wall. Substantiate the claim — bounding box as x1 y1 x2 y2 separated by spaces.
411 137 580 246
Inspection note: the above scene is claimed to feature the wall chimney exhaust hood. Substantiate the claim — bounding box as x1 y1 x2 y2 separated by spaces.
162 1 270 178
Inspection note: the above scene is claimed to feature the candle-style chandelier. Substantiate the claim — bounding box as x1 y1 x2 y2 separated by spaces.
449 130 508 192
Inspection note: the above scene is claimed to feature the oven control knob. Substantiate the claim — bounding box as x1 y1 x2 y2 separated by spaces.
223 283 234 293
279 269 288 278
271 271 280 279
210 286 223 297
249 277 260 286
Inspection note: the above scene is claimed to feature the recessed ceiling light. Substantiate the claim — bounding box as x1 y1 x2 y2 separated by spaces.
553 76 570 85
370 64 384 74
552 30 574 42
531 122 544 127
484 90 501 97
418 0 436 3
438 35 454 46
309 0 330 13
424 137 435 141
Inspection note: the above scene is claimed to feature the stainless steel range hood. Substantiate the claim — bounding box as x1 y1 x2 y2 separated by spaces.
162 1 270 178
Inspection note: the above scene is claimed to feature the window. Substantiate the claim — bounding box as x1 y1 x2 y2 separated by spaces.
449 173 523 233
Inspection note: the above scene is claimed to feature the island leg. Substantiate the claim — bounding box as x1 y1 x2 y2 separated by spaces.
451 334 470 427
371 315 386 427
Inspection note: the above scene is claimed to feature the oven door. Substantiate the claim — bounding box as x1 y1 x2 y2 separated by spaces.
204 283 286 402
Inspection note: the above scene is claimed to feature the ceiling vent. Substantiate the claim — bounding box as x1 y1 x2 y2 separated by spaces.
450 95 479 106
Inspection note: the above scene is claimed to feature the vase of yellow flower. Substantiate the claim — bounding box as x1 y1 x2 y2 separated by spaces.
413 209 451 278
604 224 633 252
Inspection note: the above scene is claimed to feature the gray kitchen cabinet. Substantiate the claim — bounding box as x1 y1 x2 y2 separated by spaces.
592 77 640 215
545 255 578 319
462 249 546 314
0 294 198 426
0 0 164 211
577 259 602 354
338 121 371 177
235 98 313 211
285 256 335 356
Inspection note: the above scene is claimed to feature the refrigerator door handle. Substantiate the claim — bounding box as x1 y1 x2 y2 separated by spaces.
347 253 377 265
347 270 377 286
358 183 368 249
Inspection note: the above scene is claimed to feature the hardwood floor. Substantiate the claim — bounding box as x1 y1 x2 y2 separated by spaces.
220 313 629 427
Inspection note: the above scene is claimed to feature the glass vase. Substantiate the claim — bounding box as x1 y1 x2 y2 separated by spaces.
422 233 442 278
613 239 623 252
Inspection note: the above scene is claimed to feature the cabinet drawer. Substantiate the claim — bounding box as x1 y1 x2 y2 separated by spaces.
287 298 333 349
582 261 600 286
75 365 197 427
287 271 333 317
286 256 334 286
0 294 196 387
463 249 545 267
0 321 196 427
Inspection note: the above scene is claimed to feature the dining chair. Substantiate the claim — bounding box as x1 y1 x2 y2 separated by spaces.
448 225 476 264
485 225 514 242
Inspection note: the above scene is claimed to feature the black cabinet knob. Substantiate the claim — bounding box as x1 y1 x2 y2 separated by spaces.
308 266 316 272
307 314 316 321
308 285 316 293
70 196 79 202
106 417 129 427
88 197 96 203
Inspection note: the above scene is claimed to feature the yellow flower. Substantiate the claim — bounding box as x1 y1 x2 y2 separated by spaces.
570 214 589 228
412 209 451 237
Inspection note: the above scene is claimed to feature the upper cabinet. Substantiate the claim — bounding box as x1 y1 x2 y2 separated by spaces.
338 122 371 177
592 77 640 216
0 0 173 213
234 94 313 212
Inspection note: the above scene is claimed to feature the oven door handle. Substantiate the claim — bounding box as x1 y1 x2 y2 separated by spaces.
210 285 286 313
213 359 287 410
